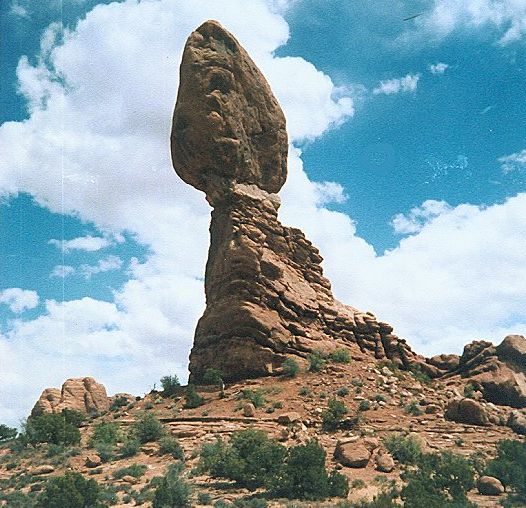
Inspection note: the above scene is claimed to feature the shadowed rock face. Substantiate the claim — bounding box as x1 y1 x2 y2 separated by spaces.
171 20 426 382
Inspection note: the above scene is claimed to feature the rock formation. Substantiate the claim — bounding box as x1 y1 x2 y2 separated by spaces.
31 377 110 416
171 20 427 382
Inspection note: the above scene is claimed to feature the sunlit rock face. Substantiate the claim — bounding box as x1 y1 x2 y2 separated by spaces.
171 20 430 382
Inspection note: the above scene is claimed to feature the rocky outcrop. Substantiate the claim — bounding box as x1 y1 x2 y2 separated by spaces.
445 398 489 426
440 336 526 408
171 20 425 382
32 377 110 417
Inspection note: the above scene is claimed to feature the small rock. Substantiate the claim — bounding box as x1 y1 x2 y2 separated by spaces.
376 453 395 473
277 412 302 425
121 475 137 484
477 476 505 496
334 441 371 468
33 465 55 475
85 455 102 468
243 402 256 417
425 404 441 414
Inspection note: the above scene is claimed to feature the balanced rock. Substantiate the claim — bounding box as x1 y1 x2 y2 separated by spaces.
32 377 110 416
171 20 425 382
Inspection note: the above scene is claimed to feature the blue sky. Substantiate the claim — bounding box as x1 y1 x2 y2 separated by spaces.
1 0 526 425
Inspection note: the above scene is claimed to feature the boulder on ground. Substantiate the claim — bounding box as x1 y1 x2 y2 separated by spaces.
477 476 505 496
277 412 301 425
445 398 488 426
243 403 256 417
507 410 526 435
375 453 395 473
334 440 371 468
32 465 55 475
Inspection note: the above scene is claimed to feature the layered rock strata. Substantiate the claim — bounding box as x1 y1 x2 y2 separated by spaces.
31 377 110 416
171 20 425 382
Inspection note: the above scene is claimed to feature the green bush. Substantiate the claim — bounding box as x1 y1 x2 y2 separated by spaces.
197 492 213 505
281 358 300 378
36 471 105 508
160 375 181 397
239 389 266 408
336 387 349 397
183 385 204 409
329 348 351 364
202 369 223 385
233 498 268 507
110 396 129 411
358 400 371 411
307 351 327 372
408 364 431 385
322 398 348 431
199 429 286 489
405 401 423 416
0 424 17 442
486 439 526 505
133 412 164 443
401 451 476 507
113 464 147 480
199 430 347 501
24 414 80 446
94 442 115 463
298 387 311 396
159 436 184 460
152 463 191 508
463 383 476 398
119 438 140 458
60 409 85 428
383 434 422 465
89 422 121 447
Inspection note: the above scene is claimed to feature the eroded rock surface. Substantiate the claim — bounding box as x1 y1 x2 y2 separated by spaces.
171 20 425 382
32 377 110 416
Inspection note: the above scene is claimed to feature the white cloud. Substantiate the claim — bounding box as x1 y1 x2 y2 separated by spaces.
391 200 452 234
406 0 526 45
49 235 113 253
429 62 449 74
80 255 123 279
372 73 420 95
499 149 526 173
50 265 76 278
10 1 29 18
0 288 39 313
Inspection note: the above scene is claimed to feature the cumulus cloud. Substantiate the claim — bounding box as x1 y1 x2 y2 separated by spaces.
429 62 449 74
0 288 39 313
80 255 123 279
48 235 113 253
372 73 420 95
499 149 526 173
405 0 526 45
391 200 452 234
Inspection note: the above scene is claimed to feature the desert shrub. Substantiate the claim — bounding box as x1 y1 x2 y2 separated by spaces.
269 440 348 500
298 387 311 396
383 434 422 465
133 412 164 443
36 471 105 508
233 497 268 507
110 396 129 411
408 364 431 385
202 369 224 385
183 385 204 409
349 490 398 507
239 389 266 408
374 394 387 403
401 451 476 507
405 401 423 416
307 351 327 372
463 383 476 398
322 398 348 431
60 409 85 428
94 442 115 463
152 463 191 508
160 375 181 397
119 438 140 458
486 439 526 505
24 414 80 446
159 436 184 460
113 464 147 480
199 429 286 489
336 387 349 397
329 348 351 364
282 358 299 378
89 422 121 447
197 492 213 505
358 400 371 411
0 424 17 442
